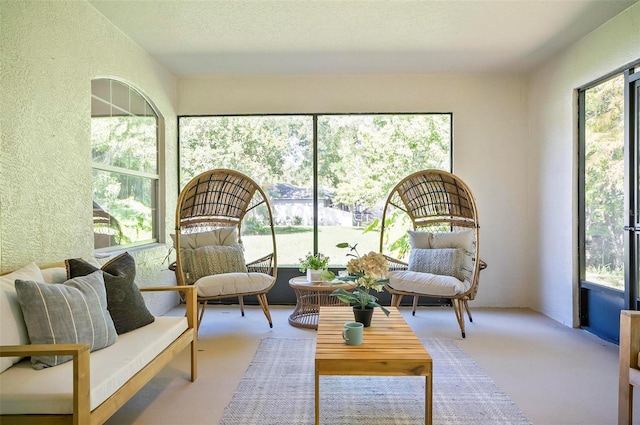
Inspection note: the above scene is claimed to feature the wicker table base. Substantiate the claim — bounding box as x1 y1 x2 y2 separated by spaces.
288 277 352 329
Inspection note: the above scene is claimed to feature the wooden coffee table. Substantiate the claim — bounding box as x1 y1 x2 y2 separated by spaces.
315 306 432 425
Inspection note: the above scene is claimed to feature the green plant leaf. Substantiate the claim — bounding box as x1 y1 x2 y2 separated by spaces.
320 269 335 281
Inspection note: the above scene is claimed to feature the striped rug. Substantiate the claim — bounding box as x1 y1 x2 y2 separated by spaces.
219 337 532 425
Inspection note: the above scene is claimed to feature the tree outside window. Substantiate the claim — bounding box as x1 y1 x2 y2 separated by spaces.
179 114 451 266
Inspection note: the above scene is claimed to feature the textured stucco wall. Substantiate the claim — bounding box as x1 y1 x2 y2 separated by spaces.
179 73 532 308
528 2 640 326
0 1 179 314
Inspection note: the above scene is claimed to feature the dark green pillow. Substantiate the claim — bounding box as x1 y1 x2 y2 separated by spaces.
66 252 154 334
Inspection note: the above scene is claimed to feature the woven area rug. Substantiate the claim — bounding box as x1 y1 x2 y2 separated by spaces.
219 338 532 425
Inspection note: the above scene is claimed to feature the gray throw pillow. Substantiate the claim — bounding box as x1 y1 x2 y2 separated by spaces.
66 252 155 335
408 248 465 282
182 243 248 283
15 271 118 369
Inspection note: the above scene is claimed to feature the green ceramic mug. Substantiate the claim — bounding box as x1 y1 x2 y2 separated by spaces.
342 321 363 345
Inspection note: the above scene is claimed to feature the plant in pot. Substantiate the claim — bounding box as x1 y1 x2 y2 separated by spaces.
299 252 332 282
331 243 390 326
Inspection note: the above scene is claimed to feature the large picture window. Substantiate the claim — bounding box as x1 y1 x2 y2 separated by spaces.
91 79 160 249
179 114 451 266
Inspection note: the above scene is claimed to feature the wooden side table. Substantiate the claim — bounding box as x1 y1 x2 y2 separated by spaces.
288 277 353 329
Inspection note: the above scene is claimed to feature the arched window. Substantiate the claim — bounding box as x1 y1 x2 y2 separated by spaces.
91 78 160 249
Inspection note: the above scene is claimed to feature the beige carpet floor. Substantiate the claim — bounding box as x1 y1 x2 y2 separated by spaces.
105 305 631 425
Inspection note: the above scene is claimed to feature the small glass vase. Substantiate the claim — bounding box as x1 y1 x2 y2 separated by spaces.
306 268 323 282
353 306 374 327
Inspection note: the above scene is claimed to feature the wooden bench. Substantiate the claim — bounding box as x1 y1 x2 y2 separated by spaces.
0 263 197 425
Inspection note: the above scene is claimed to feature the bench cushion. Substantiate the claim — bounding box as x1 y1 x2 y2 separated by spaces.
0 316 187 414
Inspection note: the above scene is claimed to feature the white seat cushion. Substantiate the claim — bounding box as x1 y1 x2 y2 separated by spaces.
195 272 274 297
387 270 470 297
0 316 187 414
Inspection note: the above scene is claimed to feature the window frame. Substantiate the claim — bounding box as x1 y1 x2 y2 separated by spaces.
177 112 453 267
91 78 163 252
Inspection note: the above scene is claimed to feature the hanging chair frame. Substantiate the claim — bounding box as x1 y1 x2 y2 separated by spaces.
173 169 277 329
379 169 486 338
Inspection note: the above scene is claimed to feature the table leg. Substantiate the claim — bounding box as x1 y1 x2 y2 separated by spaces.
425 373 432 425
315 368 320 425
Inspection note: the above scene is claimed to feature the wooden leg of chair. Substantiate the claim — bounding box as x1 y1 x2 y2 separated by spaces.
239 296 245 317
391 294 403 308
412 296 419 316
463 299 473 323
197 301 207 330
619 311 640 424
452 299 466 338
257 293 273 328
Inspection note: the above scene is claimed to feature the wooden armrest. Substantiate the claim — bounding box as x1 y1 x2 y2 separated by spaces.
139 285 197 330
619 311 640 423
621 310 640 368
0 343 89 357
0 343 91 423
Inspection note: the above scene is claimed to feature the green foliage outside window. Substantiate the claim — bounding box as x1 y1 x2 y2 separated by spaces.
179 114 451 265
584 75 625 288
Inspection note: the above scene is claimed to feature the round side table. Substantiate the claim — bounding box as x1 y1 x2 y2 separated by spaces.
288 277 353 329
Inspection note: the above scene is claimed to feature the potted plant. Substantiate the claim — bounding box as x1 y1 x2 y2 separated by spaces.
331 243 390 326
299 252 331 282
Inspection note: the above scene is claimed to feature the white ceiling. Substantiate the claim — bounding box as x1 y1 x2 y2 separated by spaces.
88 0 637 76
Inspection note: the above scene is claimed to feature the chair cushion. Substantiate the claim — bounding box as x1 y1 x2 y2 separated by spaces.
408 230 433 249
0 262 44 373
387 270 470 297
66 252 155 335
195 272 274 297
182 244 248 283
408 248 465 281
15 271 118 369
408 229 475 282
171 226 238 250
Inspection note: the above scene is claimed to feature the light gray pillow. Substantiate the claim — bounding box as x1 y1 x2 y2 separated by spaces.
171 226 239 250
15 270 117 369
408 230 432 249
181 243 248 283
408 248 465 282
0 262 43 372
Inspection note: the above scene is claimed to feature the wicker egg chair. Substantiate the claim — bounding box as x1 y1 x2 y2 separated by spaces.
173 169 277 329
379 169 486 338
